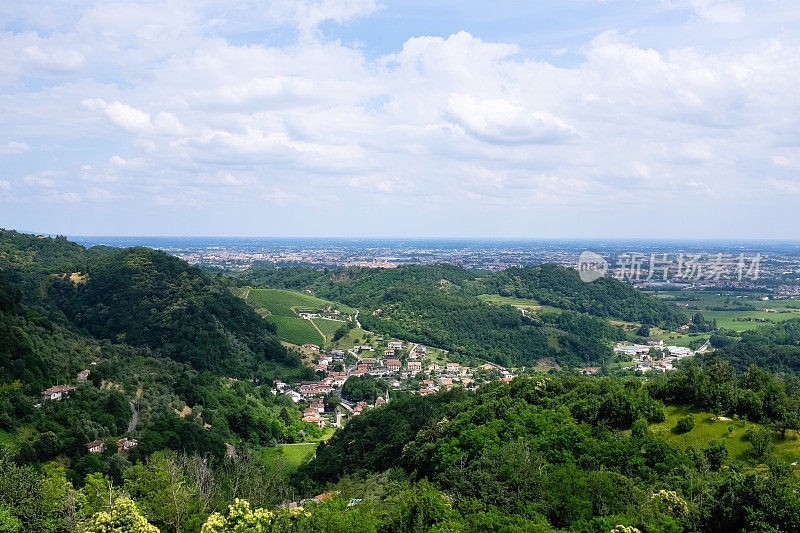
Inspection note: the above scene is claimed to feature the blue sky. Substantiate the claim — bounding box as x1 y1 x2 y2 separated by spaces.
1 0 800 238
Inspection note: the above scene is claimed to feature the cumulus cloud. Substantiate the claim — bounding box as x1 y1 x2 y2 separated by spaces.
3 0 800 236
445 94 579 144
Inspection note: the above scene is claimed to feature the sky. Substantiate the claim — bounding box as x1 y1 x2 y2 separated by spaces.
1 0 800 238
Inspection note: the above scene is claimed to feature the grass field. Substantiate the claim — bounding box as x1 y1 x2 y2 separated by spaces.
246 288 349 317
265 316 324 346
331 326 371 349
478 294 563 314
311 318 347 340
261 443 318 469
651 405 800 466
650 290 800 332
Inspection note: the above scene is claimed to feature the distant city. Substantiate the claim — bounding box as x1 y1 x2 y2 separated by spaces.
66 236 800 293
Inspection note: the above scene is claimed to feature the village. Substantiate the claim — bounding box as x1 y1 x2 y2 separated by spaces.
273 339 516 429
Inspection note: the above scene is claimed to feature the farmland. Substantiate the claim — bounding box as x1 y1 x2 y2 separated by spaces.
265 315 324 346
649 290 800 332
245 288 353 317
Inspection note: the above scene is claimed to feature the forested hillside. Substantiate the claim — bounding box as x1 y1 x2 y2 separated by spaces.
706 318 800 374
48 247 296 374
298 363 800 532
233 263 683 368
1 230 302 375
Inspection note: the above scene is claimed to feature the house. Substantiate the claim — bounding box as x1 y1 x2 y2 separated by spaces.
480 363 495 371
314 364 328 372
646 339 664 347
302 344 320 351
383 349 395 357
77 370 90 383
117 438 138 452
578 367 600 375
225 443 236 458
427 364 441 372
414 345 427 355
360 358 377 369
41 385 76 401
303 407 319 418
303 415 326 428
388 341 403 350
310 399 325 413
445 362 460 373
407 361 422 372
419 388 436 396
375 397 386 407
86 439 105 453
386 359 401 371
439 377 453 387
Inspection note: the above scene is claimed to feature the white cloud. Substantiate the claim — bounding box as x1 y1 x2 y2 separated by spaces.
0 141 30 154
445 94 579 145
0 180 10 190
3 1 800 236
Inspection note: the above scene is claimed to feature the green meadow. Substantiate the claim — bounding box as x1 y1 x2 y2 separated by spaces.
651 405 800 466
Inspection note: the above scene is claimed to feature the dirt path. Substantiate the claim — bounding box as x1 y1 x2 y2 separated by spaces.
309 319 327 344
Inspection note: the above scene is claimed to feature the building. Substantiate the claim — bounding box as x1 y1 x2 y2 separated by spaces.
445 362 460 373
646 339 664 347
578 367 600 375
407 361 422 372
303 415 326 428
41 385 76 401
77 370 90 383
386 359 401 371
86 439 105 453
375 397 386 407
117 438 138 452
383 349 395 357
419 388 436 396
302 344 320 351
388 341 403 350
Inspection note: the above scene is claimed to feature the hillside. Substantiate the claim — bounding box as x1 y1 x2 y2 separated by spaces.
297 362 800 532
233 263 682 368
705 318 800 373
0 231 303 375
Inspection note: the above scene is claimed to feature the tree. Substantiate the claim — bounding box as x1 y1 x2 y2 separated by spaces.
201 499 272 533
747 427 773 458
704 441 728 471
636 325 650 337
82 497 159 533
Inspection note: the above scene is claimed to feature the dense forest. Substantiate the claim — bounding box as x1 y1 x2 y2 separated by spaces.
706 318 800 374
232 263 683 368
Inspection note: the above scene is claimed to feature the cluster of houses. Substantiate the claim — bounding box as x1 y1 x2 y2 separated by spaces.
271 339 518 429
614 339 694 373
86 437 138 454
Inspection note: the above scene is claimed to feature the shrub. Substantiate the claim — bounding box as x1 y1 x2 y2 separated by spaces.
674 416 695 434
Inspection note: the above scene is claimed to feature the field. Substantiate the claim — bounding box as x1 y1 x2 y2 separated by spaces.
331 326 371 350
265 316 323 346
246 288 352 317
649 290 800 332
260 443 318 469
478 294 563 314
651 405 800 465
311 317 347 340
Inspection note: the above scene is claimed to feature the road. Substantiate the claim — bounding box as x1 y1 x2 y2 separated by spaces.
127 401 138 433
